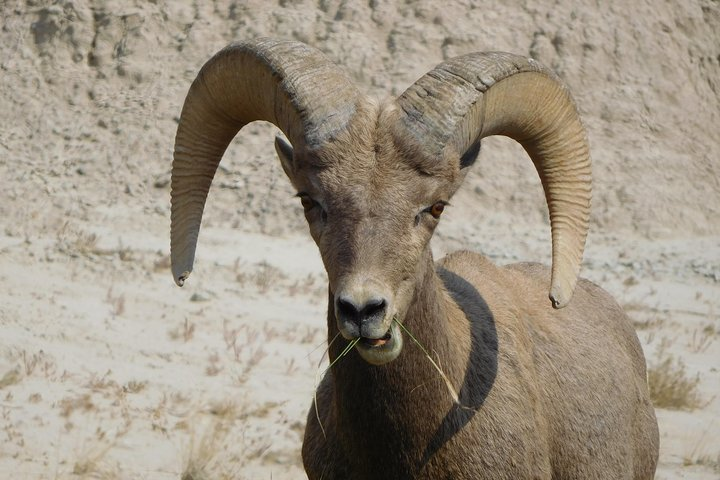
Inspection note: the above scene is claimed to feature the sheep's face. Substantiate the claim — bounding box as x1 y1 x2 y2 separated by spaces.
275 102 471 365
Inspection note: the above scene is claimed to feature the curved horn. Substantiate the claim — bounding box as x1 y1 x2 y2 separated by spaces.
171 38 362 286
396 53 591 308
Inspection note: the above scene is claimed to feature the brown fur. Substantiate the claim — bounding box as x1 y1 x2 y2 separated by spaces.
277 99 658 479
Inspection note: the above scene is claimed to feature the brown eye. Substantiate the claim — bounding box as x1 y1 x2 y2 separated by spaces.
299 194 316 211
298 194 327 222
429 201 445 219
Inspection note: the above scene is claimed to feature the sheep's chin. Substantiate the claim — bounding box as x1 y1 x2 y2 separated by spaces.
354 322 403 366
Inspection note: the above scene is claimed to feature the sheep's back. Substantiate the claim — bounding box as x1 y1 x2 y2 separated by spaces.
438 251 658 478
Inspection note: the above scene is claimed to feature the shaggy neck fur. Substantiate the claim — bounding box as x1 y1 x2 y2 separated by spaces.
325 248 498 478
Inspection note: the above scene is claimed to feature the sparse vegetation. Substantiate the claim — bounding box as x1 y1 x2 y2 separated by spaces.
72 444 114 477
683 451 720 471
208 399 241 419
59 393 96 418
285 357 298 375
235 261 287 294
703 323 717 337
287 272 324 298
0 368 21 389
683 453 720 472
56 221 100 257
153 253 172 272
221 320 268 380
623 275 639 287
205 352 223 377
71 424 128 478
0 350 57 389
123 380 147 394
631 315 665 331
688 327 715 353
683 423 720 473
624 303 667 331
169 318 196 342
648 345 702 410
180 414 240 480
86 370 117 392
106 287 126 317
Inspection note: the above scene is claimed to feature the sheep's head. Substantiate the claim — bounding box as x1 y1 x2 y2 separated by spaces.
273 100 474 364
170 38 591 366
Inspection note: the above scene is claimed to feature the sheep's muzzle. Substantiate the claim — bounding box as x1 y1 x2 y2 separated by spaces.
354 322 403 365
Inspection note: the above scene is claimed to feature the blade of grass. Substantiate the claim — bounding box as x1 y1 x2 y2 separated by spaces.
313 335 359 439
313 332 339 440
305 333 337 360
395 319 473 410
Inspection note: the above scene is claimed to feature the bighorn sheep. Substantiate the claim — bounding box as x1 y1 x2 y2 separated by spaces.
170 38 659 479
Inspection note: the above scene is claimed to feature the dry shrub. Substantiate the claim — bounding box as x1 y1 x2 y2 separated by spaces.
72 445 114 477
647 347 702 410
59 393 96 417
122 380 147 394
683 424 720 473
180 411 242 480
153 253 171 272
688 324 717 353
169 318 196 342
683 453 720 472
181 422 224 480
56 221 99 257
0 368 21 389
105 287 126 317
236 261 287 293
71 424 129 479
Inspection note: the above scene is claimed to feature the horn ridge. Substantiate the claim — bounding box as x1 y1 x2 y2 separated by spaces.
396 53 591 308
170 38 362 286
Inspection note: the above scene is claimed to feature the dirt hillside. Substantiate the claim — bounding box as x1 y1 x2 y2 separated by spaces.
2 0 719 238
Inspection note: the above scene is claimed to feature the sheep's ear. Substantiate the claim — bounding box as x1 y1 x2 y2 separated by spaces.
459 140 481 170
274 136 295 178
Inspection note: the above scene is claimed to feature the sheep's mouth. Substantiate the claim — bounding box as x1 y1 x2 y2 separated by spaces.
359 330 392 348
354 323 403 365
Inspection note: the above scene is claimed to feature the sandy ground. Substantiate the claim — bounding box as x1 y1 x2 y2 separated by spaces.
1 217 719 479
1 0 719 478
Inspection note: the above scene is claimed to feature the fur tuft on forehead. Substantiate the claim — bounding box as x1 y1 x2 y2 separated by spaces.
293 97 382 170
293 98 466 186
380 102 467 180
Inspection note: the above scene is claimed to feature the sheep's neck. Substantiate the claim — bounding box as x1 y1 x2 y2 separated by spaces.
327 251 474 474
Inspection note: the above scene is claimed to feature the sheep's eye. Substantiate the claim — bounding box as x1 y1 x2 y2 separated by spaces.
297 193 327 222
428 201 446 219
298 194 316 211
416 201 448 225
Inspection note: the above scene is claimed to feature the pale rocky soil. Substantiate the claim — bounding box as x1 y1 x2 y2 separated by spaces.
1 0 719 478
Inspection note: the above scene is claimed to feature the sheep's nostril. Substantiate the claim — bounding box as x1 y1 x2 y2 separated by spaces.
336 296 388 327
361 298 386 318
337 296 360 319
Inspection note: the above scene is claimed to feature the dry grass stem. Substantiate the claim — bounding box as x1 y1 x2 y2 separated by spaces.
647 347 702 410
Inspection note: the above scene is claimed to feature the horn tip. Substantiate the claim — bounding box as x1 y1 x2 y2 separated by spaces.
549 285 572 309
174 270 191 287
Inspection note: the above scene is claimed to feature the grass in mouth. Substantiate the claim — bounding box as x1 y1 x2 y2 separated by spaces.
312 320 476 438
314 334 360 438
395 319 475 411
